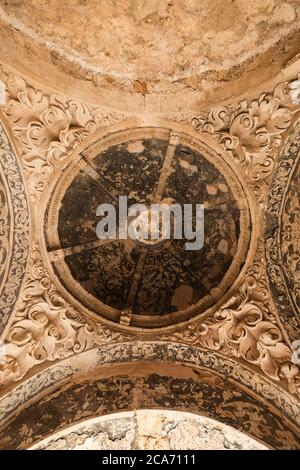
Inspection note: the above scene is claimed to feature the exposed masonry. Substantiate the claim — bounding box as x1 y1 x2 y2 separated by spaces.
31 411 267 450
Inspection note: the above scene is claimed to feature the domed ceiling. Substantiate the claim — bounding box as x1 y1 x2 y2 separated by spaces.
0 0 299 451
0 123 29 335
45 128 250 327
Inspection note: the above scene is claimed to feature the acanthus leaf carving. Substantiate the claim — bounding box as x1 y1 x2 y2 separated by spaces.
0 243 133 387
0 69 128 199
192 82 295 182
169 77 300 202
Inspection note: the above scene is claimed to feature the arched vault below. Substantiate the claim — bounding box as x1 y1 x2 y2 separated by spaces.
0 342 299 450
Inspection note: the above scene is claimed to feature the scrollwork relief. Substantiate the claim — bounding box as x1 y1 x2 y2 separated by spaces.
1 241 299 399
0 171 9 287
169 77 300 201
265 116 300 340
1 372 299 450
2 67 299 205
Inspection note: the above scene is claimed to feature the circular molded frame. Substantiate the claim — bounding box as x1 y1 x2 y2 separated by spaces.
41 120 256 330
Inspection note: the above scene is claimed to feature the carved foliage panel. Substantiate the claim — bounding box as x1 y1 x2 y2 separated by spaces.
0 67 128 199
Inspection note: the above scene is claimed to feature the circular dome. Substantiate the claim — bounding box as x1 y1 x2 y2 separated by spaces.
45 127 251 328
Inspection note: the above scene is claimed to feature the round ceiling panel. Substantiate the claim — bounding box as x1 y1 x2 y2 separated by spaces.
45 127 251 328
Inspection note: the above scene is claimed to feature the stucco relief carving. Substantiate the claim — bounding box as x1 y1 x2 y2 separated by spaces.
0 170 9 289
0 240 299 398
0 121 29 336
265 116 300 340
1 372 299 450
0 67 128 199
1 342 299 431
0 242 133 386
167 256 300 397
0 67 298 205
170 78 300 202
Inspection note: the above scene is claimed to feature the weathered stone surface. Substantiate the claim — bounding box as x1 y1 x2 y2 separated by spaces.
0 0 299 452
31 411 267 450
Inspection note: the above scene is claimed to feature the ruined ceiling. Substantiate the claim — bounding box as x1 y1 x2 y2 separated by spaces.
0 0 299 450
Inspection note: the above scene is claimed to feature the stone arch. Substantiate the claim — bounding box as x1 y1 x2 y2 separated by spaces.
0 342 299 449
